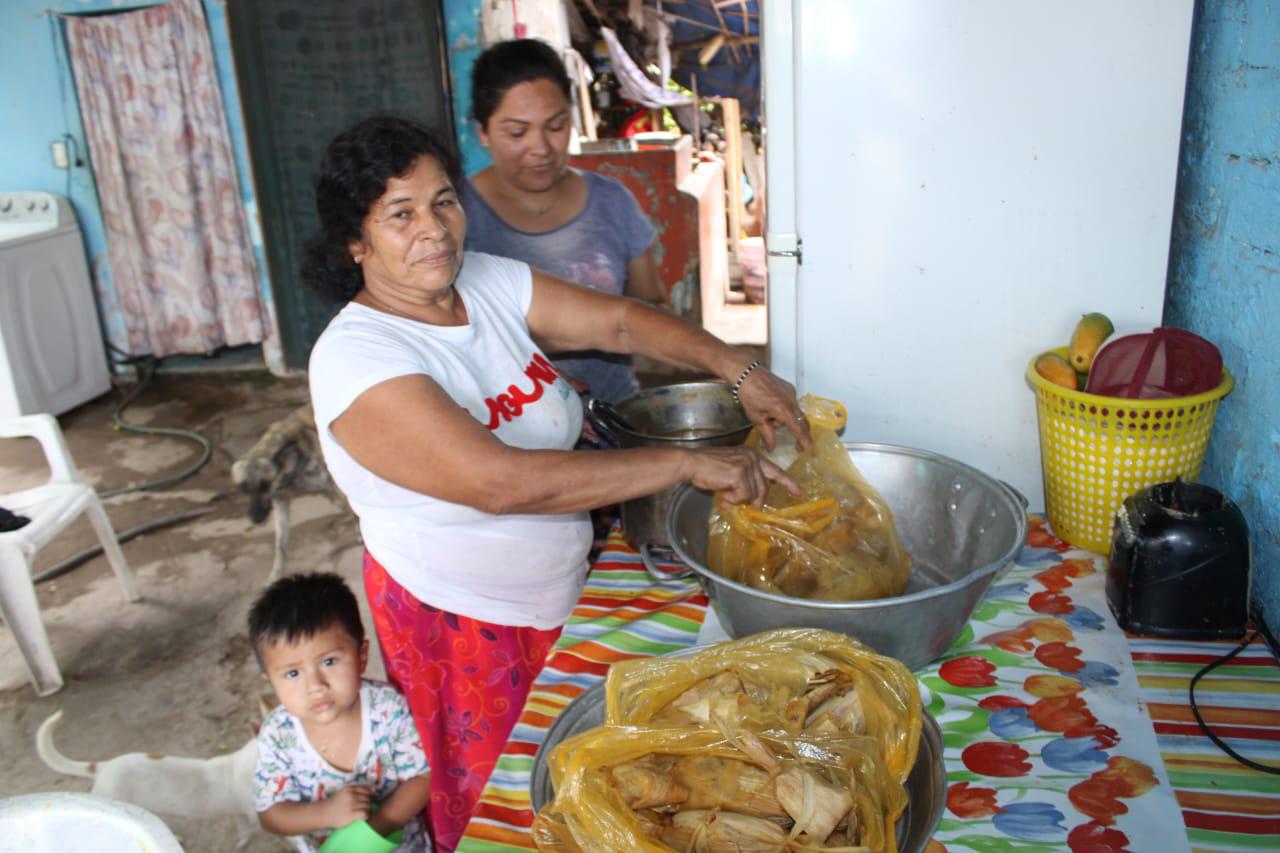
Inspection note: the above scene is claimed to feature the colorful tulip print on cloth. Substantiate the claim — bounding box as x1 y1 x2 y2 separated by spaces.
922 517 1190 853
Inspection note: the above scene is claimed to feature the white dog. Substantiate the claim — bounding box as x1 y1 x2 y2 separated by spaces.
36 710 260 848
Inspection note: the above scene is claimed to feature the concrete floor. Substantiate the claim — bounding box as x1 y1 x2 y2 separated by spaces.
0 372 369 851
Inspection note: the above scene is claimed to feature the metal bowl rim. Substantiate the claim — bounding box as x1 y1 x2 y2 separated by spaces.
611 381 752 444
666 441 1028 610
529 676 946 845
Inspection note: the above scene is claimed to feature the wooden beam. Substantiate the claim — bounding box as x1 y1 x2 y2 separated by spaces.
673 34 759 57
712 96 744 267
662 10 730 34
573 54 598 141
645 0 757 14
697 32 727 65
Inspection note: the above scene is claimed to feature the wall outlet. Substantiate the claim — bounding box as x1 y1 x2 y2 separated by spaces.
51 140 69 170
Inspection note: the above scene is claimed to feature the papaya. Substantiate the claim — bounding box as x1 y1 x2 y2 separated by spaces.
1068 312 1114 372
1035 352 1078 390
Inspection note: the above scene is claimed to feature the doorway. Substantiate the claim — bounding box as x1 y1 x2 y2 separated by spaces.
564 0 765 346
227 0 453 370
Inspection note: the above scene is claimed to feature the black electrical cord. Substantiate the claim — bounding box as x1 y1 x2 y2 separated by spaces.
32 508 213 586
1188 610 1280 775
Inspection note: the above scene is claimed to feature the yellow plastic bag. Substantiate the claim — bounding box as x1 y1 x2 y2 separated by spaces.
604 628 921 785
531 724 907 853
708 396 912 601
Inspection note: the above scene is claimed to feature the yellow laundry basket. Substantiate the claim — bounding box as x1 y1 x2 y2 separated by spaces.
1026 348 1233 554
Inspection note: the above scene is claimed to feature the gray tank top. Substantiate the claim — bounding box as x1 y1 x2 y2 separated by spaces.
460 169 657 404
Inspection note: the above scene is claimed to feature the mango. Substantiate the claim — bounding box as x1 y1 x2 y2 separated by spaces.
1035 352 1078 390
1068 312 1115 372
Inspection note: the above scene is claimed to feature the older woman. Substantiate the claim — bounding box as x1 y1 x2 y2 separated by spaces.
303 116 809 850
461 38 663 405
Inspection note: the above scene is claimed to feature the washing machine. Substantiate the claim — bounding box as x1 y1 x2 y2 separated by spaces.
0 191 111 418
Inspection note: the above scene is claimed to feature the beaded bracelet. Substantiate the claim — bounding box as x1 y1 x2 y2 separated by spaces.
731 360 761 404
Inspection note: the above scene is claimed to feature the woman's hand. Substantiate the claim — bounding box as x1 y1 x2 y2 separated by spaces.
735 366 812 453
686 446 801 506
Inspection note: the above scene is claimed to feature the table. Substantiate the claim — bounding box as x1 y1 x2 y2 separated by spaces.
457 518 1280 852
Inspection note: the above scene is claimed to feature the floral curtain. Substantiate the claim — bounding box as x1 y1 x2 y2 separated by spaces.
65 0 266 358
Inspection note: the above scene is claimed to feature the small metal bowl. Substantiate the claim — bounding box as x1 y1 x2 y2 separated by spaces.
530 681 946 853
588 381 751 553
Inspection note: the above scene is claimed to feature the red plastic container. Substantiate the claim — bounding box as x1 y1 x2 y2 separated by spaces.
1085 327 1223 399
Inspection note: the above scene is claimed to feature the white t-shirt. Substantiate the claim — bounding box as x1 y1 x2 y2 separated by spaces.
253 680 430 852
309 252 592 628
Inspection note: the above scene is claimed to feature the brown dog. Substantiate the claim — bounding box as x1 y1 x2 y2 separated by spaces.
230 404 340 582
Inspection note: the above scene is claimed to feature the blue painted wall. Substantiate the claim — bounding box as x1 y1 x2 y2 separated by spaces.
443 0 490 175
1164 0 1279 636
0 0 277 370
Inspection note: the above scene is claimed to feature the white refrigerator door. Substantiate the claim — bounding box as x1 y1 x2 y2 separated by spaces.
765 0 1194 509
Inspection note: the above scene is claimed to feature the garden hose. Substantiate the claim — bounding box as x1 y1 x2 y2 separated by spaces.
32 353 217 586
32 508 214 585
99 356 213 499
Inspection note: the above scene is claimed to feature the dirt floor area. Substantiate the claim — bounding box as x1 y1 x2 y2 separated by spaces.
0 352 733 850
0 370 365 851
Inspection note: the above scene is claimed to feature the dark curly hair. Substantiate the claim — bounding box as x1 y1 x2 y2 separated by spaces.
300 115 462 303
471 38 573 130
247 572 364 670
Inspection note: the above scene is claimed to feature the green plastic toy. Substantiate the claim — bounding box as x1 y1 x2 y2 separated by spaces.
316 818 403 852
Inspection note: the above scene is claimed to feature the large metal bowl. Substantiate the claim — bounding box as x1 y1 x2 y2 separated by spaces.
663 443 1028 670
530 681 946 853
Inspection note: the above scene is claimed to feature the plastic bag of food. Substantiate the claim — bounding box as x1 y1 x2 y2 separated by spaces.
707 395 912 602
604 628 921 784
531 724 907 853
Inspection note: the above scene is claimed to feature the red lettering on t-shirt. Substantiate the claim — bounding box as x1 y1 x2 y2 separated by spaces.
483 353 562 431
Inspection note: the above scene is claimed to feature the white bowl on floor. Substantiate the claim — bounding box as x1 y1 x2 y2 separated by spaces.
0 792 183 852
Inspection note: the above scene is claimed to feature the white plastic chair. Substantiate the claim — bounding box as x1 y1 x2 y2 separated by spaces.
0 414 139 695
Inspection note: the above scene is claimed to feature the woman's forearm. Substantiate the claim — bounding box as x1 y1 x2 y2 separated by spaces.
332 378 701 513
475 445 694 515
529 272 750 382
623 246 668 305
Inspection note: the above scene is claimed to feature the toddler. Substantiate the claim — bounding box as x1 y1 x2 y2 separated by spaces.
249 573 431 851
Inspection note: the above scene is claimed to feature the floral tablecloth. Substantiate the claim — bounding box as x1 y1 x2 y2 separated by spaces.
456 518 1279 853
922 518 1188 852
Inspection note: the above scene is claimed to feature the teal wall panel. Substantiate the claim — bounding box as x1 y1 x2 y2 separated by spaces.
443 0 490 175
1165 0 1279 636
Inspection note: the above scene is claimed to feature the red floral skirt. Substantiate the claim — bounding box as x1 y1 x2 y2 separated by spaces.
363 551 561 852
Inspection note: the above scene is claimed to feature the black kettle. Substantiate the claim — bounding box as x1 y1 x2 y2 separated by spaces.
1107 479 1251 640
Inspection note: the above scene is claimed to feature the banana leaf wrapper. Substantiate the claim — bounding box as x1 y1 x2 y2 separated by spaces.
708 395 912 602
603 628 921 785
531 724 906 853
